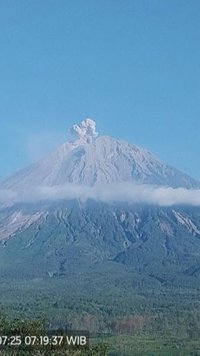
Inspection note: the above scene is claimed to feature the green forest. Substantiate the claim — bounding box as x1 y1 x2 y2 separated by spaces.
0 275 200 355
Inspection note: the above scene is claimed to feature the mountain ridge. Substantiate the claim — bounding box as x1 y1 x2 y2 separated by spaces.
0 120 200 304
1 119 199 191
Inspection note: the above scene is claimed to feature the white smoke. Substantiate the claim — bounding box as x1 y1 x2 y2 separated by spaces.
1 183 200 207
70 118 98 141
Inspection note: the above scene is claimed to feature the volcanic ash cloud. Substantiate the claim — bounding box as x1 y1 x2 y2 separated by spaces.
70 118 98 141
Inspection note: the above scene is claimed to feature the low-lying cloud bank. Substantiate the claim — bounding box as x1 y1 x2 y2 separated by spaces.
1 183 200 207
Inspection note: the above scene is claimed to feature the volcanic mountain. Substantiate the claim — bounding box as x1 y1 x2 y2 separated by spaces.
0 119 200 286
1 118 199 191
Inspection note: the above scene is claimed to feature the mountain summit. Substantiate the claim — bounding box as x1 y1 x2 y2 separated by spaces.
0 119 200 290
1 119 199 191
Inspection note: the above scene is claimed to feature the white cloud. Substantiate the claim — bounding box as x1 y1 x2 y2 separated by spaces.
1 183 200 207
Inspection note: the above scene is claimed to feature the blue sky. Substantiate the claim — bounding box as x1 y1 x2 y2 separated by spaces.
0 0 200 180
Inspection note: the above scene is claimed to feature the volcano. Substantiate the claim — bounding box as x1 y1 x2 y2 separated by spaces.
0 119 200 286
1 119 199 191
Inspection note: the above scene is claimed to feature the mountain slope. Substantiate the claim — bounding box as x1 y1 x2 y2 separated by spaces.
1 119 200 354
0 119 200 285
1 119 199 191
1 201 200 285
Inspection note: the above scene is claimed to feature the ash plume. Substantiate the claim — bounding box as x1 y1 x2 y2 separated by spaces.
70 118 98 141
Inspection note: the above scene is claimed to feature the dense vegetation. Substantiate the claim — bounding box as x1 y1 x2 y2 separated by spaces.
0 275 200 355
1 202 200 354
0 316 108 355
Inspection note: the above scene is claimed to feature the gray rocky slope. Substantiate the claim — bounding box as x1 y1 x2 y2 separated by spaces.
0 120 200 281
1 119 199 191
